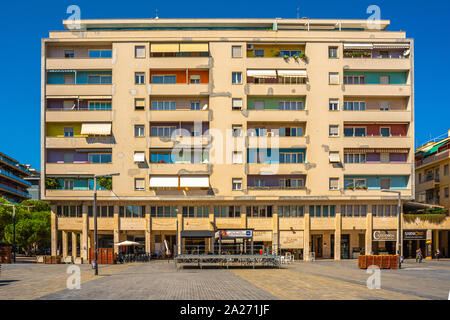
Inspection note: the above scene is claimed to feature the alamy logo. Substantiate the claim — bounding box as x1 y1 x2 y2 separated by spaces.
66 5 81 30
66 265 81 290
366 265 381 290
366 5 381 30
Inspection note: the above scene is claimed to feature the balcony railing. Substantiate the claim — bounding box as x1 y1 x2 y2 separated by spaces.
0 170 31 186
0 183 31 198
0 155 30 174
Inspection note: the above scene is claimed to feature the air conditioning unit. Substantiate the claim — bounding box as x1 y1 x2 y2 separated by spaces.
247 44 254 50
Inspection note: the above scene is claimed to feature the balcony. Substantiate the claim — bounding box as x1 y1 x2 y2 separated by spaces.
0 170 31 187
149 136 210 148
247 163 307 175
46 163 114 175
342 136 412 149
343 188 412 198
0 183 31 199
46 137 115 149
246 83 308 96
46 57 113 70
247 187 307 198
149 84 209 96
416 179 439 193
148 57 210 69
46 110 112 122
246 110 307 122
46 84 113 97
416 150 450 169
343 57 410 70
245 57 307 69
344 163 412 176
342 110 411 122
247 136 307 149
343 84 411 97
149 163 209 175
0 155 30 175
150 110 209 122
44 189 114 200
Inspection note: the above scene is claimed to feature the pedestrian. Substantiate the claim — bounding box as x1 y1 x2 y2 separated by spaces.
416 248 423 263
435 248 441 261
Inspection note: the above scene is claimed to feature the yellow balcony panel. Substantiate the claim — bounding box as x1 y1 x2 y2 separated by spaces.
46 58 112 70
151 218 177 231
344 163 412 176
247 163 306 175
246 110 307 122
46 110 112 122
46 137 115 149
342 111 411 122
372 217 398 229
44 189 114 201
245 57 307 69
88 218 115 231
310 218 335 230
183 218 210 230
247 136 307 149
343 189 413 198
247 218 272 230
344 85 411 97
149 163 209 175
416 179 439 194
279 218 304 230
150 110 209 122
215 218 244 229
341 217 367 230
342 136 412 149
246 188 307 197
46 84 112 96
57 218 83 231
148 57 210 69
119 218 146 231
343 58 411 70
149 136 209 148
246 84 308 96
149 84 209 96
46 163 114 175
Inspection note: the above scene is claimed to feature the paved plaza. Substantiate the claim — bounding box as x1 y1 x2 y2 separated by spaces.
0 259 449 300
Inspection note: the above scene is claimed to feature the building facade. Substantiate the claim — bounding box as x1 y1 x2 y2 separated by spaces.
0 152 32 203
41 18 447 261
24 167 41 200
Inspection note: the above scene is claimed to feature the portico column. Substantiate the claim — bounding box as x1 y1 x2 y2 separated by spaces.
334 208 342 261
365 209 373 256
303 206 310 261
272 205 279 255
51 205 58 256
177 205 183 254
81 204 89 261
434 230 440 257
241 205 247 229
71 232 77 259
145 205 151 254
113 205 120 254
62 230 68 258
208 205 214 254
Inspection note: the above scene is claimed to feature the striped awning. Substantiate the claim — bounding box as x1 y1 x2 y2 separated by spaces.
344 148 409 154
150 43 179 53
179 43 209 52
247 70 277 78
343 43 373 50
80 123 111 135
277 70 307 77
373 43 410 49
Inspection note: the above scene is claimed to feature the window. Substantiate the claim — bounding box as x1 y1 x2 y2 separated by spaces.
88 75 112 84
189 75 200 84
328 72 340 85
150 206 177 217
119 205 145 218
380 127 391 137
445 187 449 198
232 98 243 110
279 152 304 164
329 151 340 163
329 125 339 137
255 178 265 188
151 101 176 110
64 127 74 137
380 75 390 84
444 164 449 176
190 101 200 110
280 50 302 57
344 127 366 137
278 205 304 217
64 49 74 58
134 125 145 137
380 178 391 190
64 75 75 84
214 206 240 218
254 101 265 110
328 46 338 58
329 99 339 111
135 46 146 58
89 49 112 58
279 101 304 110
88 153 111 163
232 46 242 58
64 179 74 190
380 101 390 111
329 178 339 190
254 49 264 57
232 178 243 190
151 126 176 137
279 178 305 188
418 173 422 183
245 205 273 218
135 178 145 191
232 125 242 137
344 101 366 111
135 98 145 110
232 151 243 164
279 127 303 137
344 75 366 85
135 72 145 85
63 152 74 163
344 153 366 164
232 72 242 84
344 178 366 189
152 75 176 84
88 101 111 110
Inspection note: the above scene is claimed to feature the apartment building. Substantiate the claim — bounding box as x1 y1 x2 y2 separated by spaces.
0 152 32 203
42 18 446 261
24 167 41 200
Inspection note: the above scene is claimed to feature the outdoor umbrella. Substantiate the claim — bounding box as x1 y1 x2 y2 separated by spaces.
114 241 141 246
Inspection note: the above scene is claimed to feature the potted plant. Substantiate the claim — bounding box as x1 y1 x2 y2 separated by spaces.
299 52 307 62
97 177 112 191
272 50 280 57
348 186 355 191
45 177 60 190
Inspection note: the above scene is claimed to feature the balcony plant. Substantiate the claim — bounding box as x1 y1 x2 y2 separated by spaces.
347 186 355 191
299 52 308 62
45 177 60 190
404 209 448 224
283 54 290 61
97 177 112 191
272 50 280 57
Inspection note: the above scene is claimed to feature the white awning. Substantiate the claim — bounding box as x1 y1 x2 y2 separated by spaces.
78 96 112 100
329 152 341 163
246 70 277 78
277 70 307 77
80 123 111 135
373 43 410 49
134 152 145 163
179 176 209 188
149 176 179 188
343 43 374 50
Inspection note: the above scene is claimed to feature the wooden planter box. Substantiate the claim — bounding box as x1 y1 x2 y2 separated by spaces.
0 245 12 264
89 248 116 265
358 255 399 269
44 255 61 264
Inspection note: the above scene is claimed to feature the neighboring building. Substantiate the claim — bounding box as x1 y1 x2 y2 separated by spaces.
41 18 445 261
24 167 41 200
0 152 32 203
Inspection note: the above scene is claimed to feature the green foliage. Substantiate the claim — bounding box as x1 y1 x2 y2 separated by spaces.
97 177 112 190
299 52 308 62
20 200 50 212
45 177 60 190
404 212 447 224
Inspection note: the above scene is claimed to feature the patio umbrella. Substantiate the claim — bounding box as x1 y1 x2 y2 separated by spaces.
114 240 141 246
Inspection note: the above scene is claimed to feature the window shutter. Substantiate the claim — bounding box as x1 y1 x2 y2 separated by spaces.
135 46 146 58
135 178 145 190
329 72 340 85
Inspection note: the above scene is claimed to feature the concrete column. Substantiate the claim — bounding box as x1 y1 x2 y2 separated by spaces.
303 207 310 261
426 229 433 259
113 205 120 254
81 204 89 261
145 205 151 254
434 230 440 255
208 205 215 254
62 230 68 258
241 205 247 228
51 205 58 256
177 205 183 254
272 205 279 255
365 211 373 255
334 212 342 260
71 232 77 258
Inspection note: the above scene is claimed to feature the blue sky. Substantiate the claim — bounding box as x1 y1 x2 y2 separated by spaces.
0 0 449 169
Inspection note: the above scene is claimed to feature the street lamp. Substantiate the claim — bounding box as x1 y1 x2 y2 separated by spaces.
0 203 16 263
93 173 119 276
381 189 402 269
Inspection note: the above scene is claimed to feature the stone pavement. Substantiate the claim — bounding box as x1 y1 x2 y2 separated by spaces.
1 259 449 300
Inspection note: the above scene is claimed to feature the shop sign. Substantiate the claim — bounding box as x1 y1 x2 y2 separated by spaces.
373 230 396 241
403 230 426 240
217 230 253 238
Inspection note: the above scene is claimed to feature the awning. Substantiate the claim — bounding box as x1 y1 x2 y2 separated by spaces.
134 152 145 163
343 43 374 50
373 43 410 49
179 176 209 188
114 241 141 246
329 152 341 163
181 231 215 238
246 70 277 78
149 176 179 188
423 139 449 157
80 123 111 135
150 43 179 53
179 43 209 52
78 96 112 100
344 148 409 154
277 70 307 77
376 148 409 154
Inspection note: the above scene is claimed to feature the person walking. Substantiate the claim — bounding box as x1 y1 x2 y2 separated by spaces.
416 248 423 263
435 248 441 261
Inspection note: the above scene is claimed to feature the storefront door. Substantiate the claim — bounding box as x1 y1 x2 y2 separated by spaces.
312 235 323 258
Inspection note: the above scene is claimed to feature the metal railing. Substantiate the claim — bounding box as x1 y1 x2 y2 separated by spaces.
0 170 31 186
0 183 31 198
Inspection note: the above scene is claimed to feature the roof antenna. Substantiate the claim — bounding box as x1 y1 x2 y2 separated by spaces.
155 8 159 19
297 6 300 19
